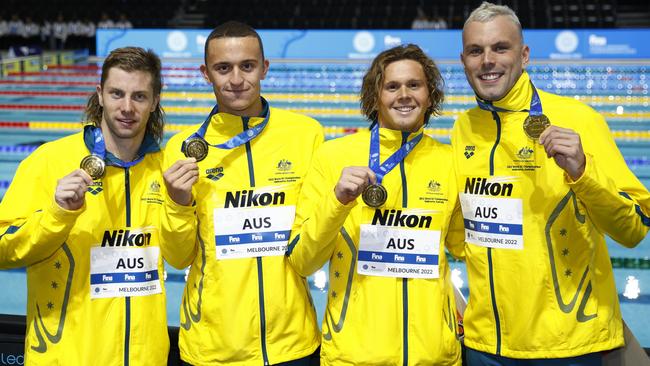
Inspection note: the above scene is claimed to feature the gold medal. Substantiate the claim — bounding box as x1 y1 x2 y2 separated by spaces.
362 183 388 208
523 114 551 140
184 137 209 162
80 155 105 180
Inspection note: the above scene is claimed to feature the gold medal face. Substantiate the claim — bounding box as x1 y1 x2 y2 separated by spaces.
80 155 105 180
184 137 209 162
362 183 388 208
523 114 551 140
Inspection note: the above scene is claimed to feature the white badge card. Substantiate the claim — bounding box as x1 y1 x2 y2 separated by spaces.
90 227 162 299
358 207 441 279
459 176 523 249
214 185 297 260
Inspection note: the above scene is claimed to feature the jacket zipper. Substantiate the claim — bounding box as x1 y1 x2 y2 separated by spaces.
488 111 502 355
124 167 131 366
400 132 409 366
243 118 270 365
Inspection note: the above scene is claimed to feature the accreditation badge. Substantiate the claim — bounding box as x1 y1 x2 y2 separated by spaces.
90 226 162 299
358 206 441 279
459 176 523 249
213 184 297 260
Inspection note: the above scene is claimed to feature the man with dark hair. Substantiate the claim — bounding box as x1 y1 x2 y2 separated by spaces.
451 2 650 365
0 46 169 365
287 44 463 365
202 20 265 64
161 21 323 365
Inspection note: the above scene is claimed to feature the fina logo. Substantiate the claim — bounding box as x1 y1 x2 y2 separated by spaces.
167 31 188 52
353 31 375 53
555 31 579 54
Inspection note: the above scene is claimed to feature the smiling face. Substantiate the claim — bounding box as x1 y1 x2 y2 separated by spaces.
461 15 529 101
377 59 432 133
97 67 158 148
200 36 269 117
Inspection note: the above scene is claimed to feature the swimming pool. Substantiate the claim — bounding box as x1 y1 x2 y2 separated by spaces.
0 60 648 349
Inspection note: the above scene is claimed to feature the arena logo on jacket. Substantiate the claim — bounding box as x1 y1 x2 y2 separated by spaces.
358 207 442 279
205 166 224 181
459 176 523 250
212 184 298 259
87 181 103 195
90 226 162 299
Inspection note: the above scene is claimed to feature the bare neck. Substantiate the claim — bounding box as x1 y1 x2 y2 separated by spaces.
101 127 144 162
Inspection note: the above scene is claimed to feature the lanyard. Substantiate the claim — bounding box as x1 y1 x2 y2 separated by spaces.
182 97 270 153
368 122 423 184
89 126 144 168
475 81 543 116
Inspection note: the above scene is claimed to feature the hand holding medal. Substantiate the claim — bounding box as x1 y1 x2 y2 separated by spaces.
539 125 586 180
55 169 94 210
164 158 199 206
334 167 378 206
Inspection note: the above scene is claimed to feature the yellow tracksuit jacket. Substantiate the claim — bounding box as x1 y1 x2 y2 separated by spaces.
161 106 323 365
0 128 169 365
287 127 462 365
450 72 650 358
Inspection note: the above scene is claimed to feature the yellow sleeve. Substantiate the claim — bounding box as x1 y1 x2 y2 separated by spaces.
159 134 199 269
446 120 467 259
287 145 353 277
0 151 83 268
445 200 466 260
569 110 650 247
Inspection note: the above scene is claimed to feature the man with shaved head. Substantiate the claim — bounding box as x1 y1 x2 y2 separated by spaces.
450 2 650 365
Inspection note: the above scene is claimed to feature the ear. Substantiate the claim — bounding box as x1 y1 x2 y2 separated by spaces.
96 84 103 107
261 59 270 80
199 64 211 84
522 44 530 68
152 94 160 113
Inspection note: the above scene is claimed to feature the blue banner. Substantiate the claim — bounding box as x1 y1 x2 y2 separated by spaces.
91 270 159 284
215 230 291 245
97 28 650 60
358 250 439 265
464 219 523 235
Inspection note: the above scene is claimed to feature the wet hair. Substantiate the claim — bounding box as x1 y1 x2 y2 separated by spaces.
203 21 264 65
360 44 444 125
464 1 523 42
84 46 165 143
